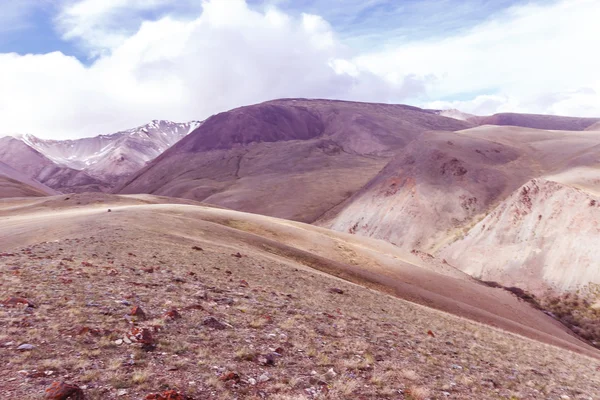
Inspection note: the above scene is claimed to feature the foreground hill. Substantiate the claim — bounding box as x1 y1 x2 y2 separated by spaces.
470 112 600 131
118 99 473 222
1 193 598 399
0 161 58 198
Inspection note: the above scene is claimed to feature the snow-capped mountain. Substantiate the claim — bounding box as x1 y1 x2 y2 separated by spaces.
20 120 201 183
1 120 200 193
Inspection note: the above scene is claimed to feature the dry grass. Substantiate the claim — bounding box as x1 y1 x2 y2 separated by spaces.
1 221 600 399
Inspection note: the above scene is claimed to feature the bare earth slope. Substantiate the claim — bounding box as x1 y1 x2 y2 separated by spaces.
0 161 58 198
0 137 107 193
585 121 600 131
470 112 600 131
318 130 535 252
321 125 600 253
441 179 600 294
118 99 473 222
1 194 598 399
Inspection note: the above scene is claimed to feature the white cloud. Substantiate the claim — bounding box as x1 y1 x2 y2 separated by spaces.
0 0 599 139
0 0 420 139
355 0 600 116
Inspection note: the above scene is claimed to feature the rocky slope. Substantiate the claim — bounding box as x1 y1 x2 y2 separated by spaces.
118 99 473 222
440 179 600 294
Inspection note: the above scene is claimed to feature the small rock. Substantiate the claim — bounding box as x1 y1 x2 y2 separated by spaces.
328 288 344 294
107 209 111 212
115 339 123 345
258 373 270 383
163 309 181 320
202 316 230 330
231 252 243 258
219 371 240 382
129 327 155 351
144 390 191 400
129 305 147 320
44 381 85 400
248 378 257 385
323 368 337 380
3 297 36 308
117 389 128 396
256 353 276 366
191 246 203 251
17 344 35 351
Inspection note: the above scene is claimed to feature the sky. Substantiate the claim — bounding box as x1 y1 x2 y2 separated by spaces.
0 0 599 139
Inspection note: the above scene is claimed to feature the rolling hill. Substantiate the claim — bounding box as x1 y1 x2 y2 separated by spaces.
470 112 600 131
118 99 473 222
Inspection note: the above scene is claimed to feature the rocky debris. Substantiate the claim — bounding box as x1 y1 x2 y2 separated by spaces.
427 330 436 338
219 371 241 383
127 327 156 351
163 309 181 320
191 246 203 251
117 389 128 396
256 353 276 366
2 297 36 308
258 373 270 383
231 252 243 258
75 326 104 336
184 304 205 311
328 288 344 295
323 368 337 381
107 209 111 212
129 305 147 320
202 316 230 330
142 267 155 273
108 269 119 276
145 390 192 400
17 343 36 351
239 280 249 287
45 381 85 400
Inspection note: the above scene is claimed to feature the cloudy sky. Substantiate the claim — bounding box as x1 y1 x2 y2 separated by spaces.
0 0 599 139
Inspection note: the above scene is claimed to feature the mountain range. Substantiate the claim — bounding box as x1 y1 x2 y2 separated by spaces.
0 120 200 193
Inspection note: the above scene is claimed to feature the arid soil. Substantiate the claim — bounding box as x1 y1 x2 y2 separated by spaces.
1 194 599 399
